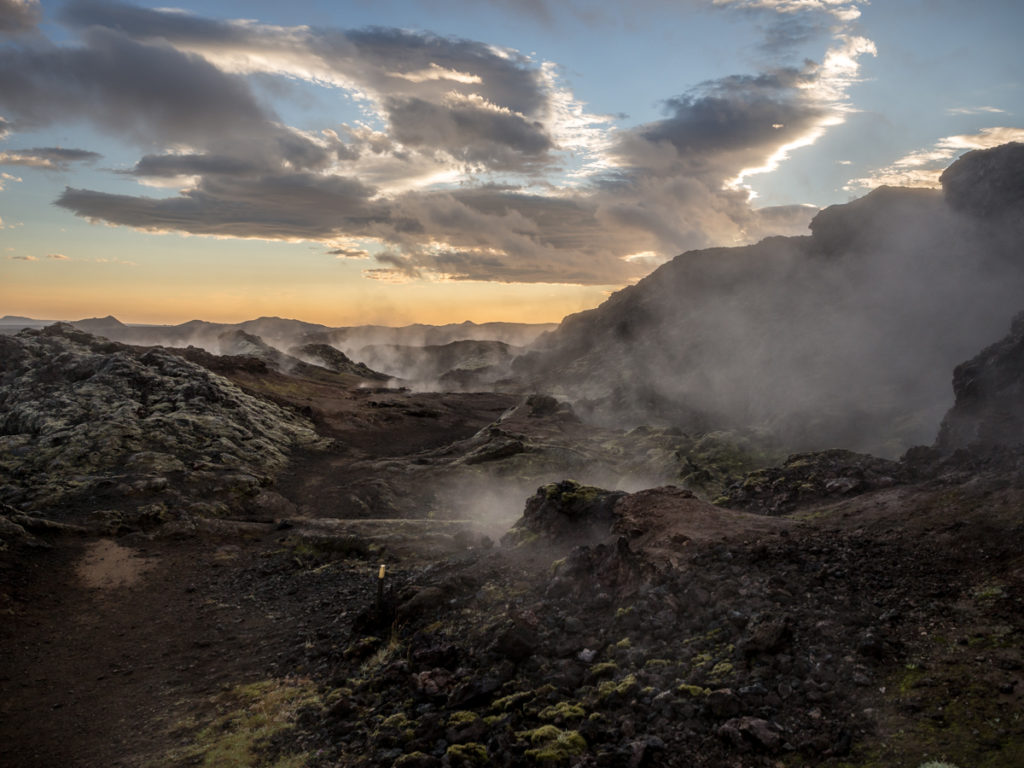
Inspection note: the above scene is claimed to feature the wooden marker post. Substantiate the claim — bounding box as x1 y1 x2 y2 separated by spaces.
376 563 386 611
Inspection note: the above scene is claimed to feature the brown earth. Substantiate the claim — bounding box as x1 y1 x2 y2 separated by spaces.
2 364 1024 768
0 369 516 768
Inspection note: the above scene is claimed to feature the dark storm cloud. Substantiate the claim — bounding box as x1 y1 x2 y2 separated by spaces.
0 0 40 34
57 173 388 239
615 70 824 173
62 1 548 115
0 24 346 175
60 1 553 172
0 146 101 169
0 27 269 143
384 95 552 169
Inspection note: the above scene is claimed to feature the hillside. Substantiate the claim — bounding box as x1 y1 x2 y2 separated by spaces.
515 144 1024 457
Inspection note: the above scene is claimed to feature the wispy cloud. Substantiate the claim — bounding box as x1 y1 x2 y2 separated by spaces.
947 106 1006 116
845 126 1024 191
9 253 36 260
47 252 69 259
0 147 102 169
713 0 865 22
0 170 23 189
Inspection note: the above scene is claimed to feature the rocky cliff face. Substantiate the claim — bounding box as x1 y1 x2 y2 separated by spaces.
516 144 1024 456
936 310 1024 452
0 324 327 518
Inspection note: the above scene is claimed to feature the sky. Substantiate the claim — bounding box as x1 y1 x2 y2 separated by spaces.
1 0 1022 327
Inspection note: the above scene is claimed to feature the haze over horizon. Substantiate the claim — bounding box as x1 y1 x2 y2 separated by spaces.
2 0 1023 326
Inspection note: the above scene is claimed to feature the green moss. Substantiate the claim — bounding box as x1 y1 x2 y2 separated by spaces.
168 677 318 768
381 712 410 728
588 661 618 678
520 727 588 766
543 481 601 505
491 691 534 712
597 673 637 702
709 661 734 680
843 655 1024 768
448 710 480 727
677 683 710 697
538 701 586 722
445 742 488 766
614 606 634 619
614 637 632 649
644 658 673 668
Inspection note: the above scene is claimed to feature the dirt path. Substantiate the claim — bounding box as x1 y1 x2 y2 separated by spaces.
0 533 318 768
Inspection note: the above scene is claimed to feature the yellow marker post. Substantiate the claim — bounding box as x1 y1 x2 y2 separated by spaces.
376 563 386 610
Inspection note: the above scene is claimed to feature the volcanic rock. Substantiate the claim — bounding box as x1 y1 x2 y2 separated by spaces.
0 324 326 515
503 480 627 545
936 310 1024 451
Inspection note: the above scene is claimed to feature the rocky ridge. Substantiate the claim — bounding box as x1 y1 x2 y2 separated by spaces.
0 323 328 522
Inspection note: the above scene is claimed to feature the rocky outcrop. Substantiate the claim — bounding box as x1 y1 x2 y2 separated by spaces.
503 481 627 545
288 343 388 380
936 310 1024 452
0 324 327 516
941 141 1024 219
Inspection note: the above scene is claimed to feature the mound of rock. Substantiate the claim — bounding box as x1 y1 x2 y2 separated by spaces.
289 343 388 379
0 324 326 517
941 141 1024 219
503 481 627 545
936 310 1024 452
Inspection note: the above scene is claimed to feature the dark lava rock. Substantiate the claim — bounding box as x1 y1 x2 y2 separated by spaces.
941 141 1024 219
719 449 904 514
936 310 1024 452
289 342 389 379
718 716 782 752
0 324 326 514
502 480 626 544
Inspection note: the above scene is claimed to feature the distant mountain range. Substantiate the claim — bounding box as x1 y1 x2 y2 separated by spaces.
0 314 556 384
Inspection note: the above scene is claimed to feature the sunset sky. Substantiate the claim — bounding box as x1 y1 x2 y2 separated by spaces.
1 0 1022 326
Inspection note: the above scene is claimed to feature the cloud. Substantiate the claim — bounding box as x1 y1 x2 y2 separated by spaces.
57 172 389 240
0 28 272 145
8 0 866 286
946 106 1007 116
845 127 1024 191
0 0 40 35
329 247 371 259
0 147 102 169
713 0 864 22
48 252 69 259
9 253 36 260
0 170 22 189
383 93 553 170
